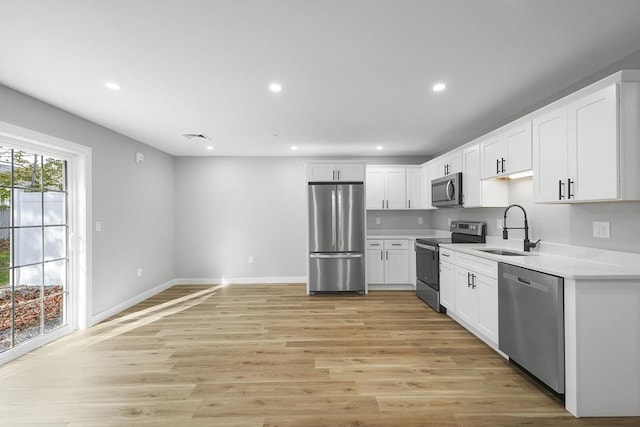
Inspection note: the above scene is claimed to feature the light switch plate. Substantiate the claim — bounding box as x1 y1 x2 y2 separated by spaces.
375 217 381 225
95 221 102 232
592 221 610 239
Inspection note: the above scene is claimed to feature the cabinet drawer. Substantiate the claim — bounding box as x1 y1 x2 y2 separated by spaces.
366 240 384 249
384 240 408 250
454 252 498 279
440 247 454 263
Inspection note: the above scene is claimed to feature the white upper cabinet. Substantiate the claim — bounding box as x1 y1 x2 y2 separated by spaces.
366 167 406 209
421 163 434 209
434 149 462 179
481 121 532 179
405 167 422 209
336 163 366 181
306 162 365 182
463 144 508 208
533 80 640 203
568 85 618 201
366 166 424 210
533 107 569 202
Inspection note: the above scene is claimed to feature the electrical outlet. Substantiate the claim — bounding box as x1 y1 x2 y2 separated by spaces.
137 268 143 278
593 221 610 239
418 217 423 225
95 221 102 232
496 218 503 229
248 256 254 264
376 217 381 225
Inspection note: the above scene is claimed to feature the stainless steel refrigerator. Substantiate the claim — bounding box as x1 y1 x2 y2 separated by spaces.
308 183 365 294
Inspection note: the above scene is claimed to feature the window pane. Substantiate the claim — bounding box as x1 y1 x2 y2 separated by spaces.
13 151 42 190
43 157 65 191
15 264 43 304
44 226 65 261
14 189 42 226
14 301 42 346
0 308 12 353
0 147 12 192
43 294 65 333
44 192 65 225
0 239 9 281
44 260 66 292
14 227 42 266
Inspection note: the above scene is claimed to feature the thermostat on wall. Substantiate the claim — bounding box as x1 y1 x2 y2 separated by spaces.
135 152 144 164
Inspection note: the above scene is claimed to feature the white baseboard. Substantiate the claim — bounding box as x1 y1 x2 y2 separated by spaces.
367 284 415 291
173 276 306 285
90 278 178 326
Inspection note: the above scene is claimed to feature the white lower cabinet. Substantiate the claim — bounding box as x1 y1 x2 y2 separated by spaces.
449 250 499 346
366 239 410 286
439 248 455 311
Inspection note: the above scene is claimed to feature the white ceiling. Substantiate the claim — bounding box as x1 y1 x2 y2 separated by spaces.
1 1 639 157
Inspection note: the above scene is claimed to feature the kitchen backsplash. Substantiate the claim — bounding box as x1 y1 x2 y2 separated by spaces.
431 178 640 254
366 177 640 254
366 210 432 230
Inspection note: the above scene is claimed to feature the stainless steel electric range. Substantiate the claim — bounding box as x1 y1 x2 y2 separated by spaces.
415 221 486 312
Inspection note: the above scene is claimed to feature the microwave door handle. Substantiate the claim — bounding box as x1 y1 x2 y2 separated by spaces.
446 180 454 200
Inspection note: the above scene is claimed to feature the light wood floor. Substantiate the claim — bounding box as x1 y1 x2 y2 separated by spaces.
1 284 638 426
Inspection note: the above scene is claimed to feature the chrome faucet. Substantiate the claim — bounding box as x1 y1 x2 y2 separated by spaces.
503 204 540 252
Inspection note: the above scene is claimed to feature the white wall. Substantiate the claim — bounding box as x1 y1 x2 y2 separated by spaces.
174 157 307 280
174 156 429 281
0 85 176 316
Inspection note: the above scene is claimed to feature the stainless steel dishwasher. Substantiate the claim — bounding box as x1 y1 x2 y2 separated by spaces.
498 263 565 394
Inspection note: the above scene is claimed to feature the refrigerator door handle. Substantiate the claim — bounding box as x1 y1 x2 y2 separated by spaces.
337 188 343 250
331 190 336 248
310 253 364 259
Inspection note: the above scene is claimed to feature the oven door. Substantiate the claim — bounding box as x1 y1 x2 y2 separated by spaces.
416 242 439 289
415 241 445 313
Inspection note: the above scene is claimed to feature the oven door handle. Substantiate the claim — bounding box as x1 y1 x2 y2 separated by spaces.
416 242 438 252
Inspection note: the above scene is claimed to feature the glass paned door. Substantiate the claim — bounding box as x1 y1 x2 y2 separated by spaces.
0 147 68 353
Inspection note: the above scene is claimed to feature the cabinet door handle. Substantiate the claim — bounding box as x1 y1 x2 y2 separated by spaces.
441 253 450 258
380 250 383 260
496 159 500 175
386 200 388 209
467 272 471 287
337 170 340 180
391 243 402 246
408 200 411 209
472 274 477 289
386 250 388 260
568 178 574 199
332 170 335 180
501 158 506 173
558 180 565 200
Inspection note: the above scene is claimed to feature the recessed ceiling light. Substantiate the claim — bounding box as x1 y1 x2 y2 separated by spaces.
105 81 121 91
290 146 298 151
376 146 383 150
206 145 214 150
269 83 282 93
432 82 446 92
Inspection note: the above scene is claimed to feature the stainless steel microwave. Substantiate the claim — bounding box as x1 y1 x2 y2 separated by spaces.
431 172 463 207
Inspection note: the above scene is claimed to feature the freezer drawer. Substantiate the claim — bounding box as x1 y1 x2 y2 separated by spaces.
309 253 365 293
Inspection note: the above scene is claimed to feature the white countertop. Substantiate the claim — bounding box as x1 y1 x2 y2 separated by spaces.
442 242 640 280
367 229 449 240
366 229 640 280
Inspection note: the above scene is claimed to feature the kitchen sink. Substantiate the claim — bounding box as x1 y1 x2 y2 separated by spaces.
477 249 534 256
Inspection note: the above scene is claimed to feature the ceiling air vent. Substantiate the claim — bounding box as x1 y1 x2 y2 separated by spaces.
181 133 210 141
